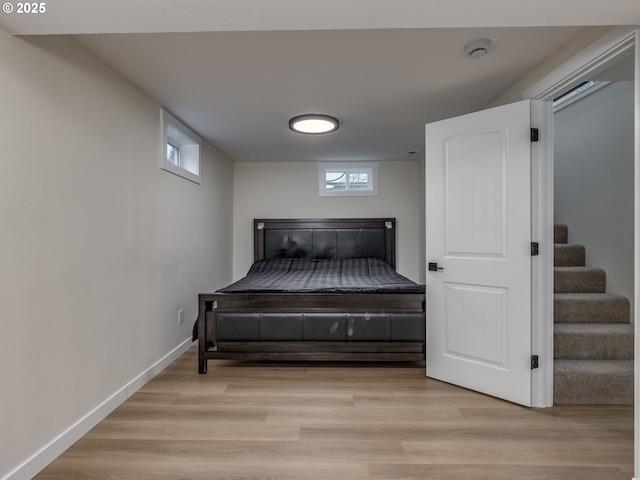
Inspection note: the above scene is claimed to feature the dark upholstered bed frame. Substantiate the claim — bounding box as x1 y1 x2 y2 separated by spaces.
197 218 426 373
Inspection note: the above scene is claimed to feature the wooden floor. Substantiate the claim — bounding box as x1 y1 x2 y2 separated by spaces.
36 345 634 480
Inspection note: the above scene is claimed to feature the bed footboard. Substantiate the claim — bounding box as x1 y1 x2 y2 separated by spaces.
198 292 426 373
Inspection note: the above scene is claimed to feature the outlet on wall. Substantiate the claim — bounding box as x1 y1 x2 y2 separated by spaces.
178 308 184 325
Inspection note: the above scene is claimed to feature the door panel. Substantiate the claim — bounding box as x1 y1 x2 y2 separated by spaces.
444 282 508 369
445 129 506 257
426 100 532 406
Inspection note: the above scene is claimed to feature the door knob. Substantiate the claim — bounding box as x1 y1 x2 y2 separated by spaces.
428 262 444 272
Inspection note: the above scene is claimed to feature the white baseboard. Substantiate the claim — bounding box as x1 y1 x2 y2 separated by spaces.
3 338 194 480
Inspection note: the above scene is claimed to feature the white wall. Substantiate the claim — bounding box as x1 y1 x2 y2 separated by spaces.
0 32 233 479
554 81 635 311
232 160 423 283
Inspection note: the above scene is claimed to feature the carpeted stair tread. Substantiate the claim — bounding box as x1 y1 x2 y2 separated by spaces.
553 359 634 405
553 244 585 266
554 323 634 360
554 266 606 293
554 293 630 324
554 224 568 244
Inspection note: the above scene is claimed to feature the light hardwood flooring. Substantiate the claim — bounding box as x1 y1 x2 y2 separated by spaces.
36 345 634 479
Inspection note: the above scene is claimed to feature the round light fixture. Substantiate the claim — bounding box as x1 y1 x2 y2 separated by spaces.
464 38 492 59
289 114 339 134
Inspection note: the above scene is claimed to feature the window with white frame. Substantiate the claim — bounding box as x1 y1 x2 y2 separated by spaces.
552 81 611 112
319 162 378 197
160 109 202 184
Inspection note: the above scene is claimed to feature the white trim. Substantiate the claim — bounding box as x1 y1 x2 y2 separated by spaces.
2 338 194 480
634 27 639 480
524 26 637 101
529 99 554 408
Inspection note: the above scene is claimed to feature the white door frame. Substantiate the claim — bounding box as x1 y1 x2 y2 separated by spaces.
523 25 639 478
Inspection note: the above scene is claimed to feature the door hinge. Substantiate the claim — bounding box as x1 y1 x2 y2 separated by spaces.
530 128 539 142
531 242 539 256
531 355 539 369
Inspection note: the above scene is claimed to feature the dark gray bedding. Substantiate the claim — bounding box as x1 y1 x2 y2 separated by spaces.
217 257 425 294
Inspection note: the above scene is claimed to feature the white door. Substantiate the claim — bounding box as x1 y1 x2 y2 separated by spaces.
425 100 533 407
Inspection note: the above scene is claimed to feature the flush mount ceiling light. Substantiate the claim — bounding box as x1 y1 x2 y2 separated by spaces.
289 114 339 134
464 38 493 59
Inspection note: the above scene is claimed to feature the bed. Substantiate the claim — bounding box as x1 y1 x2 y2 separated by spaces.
197 218 426 373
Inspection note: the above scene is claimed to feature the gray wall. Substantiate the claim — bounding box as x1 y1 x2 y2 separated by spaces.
232 160 424 283
0 33 234 478
554 81 634 312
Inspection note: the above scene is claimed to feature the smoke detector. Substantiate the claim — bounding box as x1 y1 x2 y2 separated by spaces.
464 38 492 59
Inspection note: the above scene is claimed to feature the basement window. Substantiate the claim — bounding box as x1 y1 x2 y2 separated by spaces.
319 162 378 197
552 81 610 111
161 109 202 184
166 142 181 167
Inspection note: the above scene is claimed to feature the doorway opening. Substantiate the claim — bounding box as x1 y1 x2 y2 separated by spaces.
551 52 635 405
524 26 638 477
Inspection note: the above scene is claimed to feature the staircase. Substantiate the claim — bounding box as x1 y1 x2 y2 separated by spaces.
553 224 634 404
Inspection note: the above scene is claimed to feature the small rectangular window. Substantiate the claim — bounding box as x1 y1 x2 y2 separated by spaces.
167 142 181 167
319 162 378 197
160 109 202 184
325 171 347 191
552 81 610 111
348 172 369 189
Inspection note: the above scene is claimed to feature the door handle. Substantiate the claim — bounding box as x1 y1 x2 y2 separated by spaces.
428 262 444 272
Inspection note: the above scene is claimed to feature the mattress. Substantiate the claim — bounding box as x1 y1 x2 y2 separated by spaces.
217 257 425 294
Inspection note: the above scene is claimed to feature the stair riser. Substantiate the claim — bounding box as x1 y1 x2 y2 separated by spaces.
554 295 630 324
554 245 585 267
554 268 606 293
554 367 634 405
554 224 568 244
554 333 634 360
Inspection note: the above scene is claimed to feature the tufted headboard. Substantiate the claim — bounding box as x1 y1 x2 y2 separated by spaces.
254 218 397 269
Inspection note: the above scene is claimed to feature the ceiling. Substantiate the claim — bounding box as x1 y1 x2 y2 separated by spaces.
2 1 638 163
